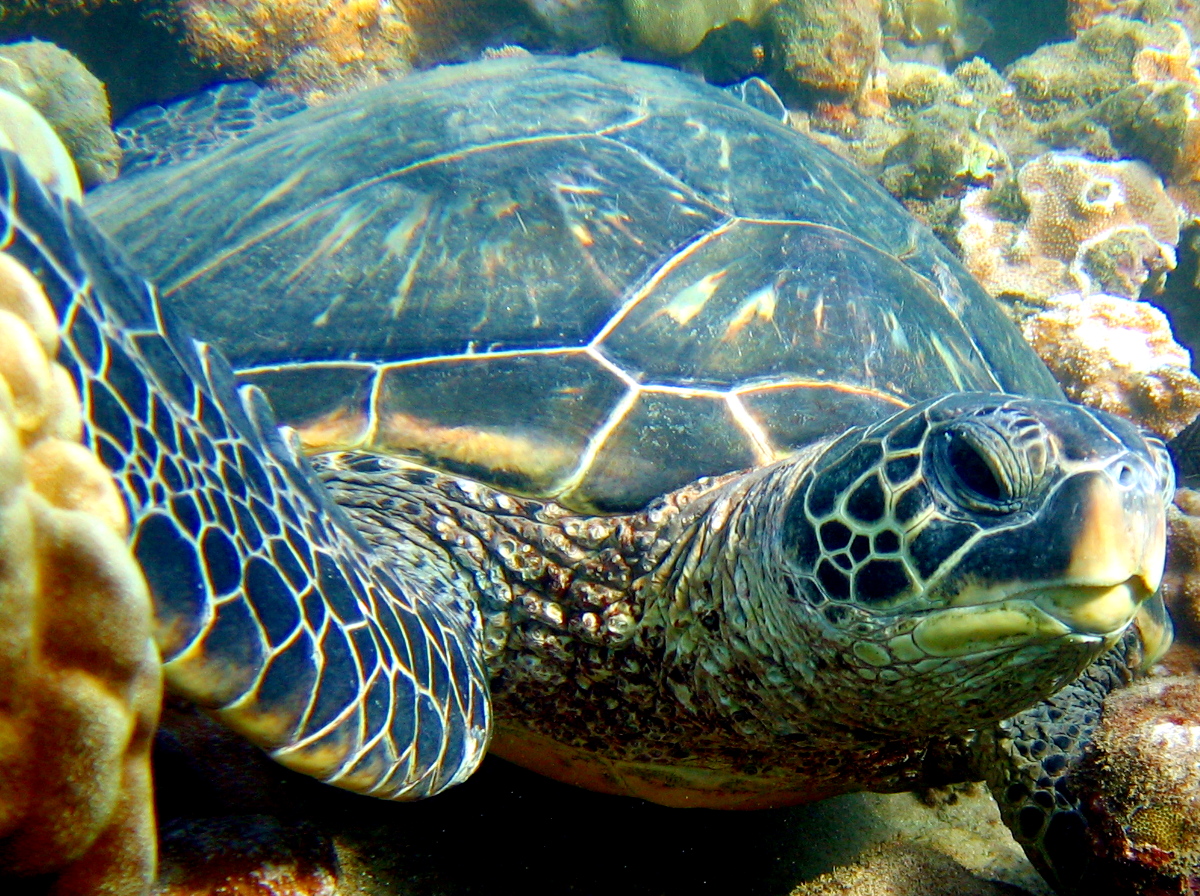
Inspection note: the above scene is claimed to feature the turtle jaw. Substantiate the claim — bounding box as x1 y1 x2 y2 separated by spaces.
911 576 1154 658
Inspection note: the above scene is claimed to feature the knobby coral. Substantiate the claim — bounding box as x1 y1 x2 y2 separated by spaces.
0 206 160 890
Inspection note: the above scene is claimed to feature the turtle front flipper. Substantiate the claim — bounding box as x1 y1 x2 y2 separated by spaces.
0 148 490 800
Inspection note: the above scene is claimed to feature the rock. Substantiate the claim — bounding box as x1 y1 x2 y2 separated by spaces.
769 0 883 98
0 38 120 186
156 816 339 896
790 841 1035 896
623 0 773 56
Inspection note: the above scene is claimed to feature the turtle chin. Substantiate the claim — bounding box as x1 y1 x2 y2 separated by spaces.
911 576 1153 659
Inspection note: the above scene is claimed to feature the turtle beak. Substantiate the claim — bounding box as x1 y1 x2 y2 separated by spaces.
1033 463 1166 637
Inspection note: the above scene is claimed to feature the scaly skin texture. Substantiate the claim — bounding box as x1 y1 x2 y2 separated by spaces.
314 402 1152 811
315 449 978 807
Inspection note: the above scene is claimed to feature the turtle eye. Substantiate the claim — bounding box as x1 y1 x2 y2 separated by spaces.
937 425 1022 513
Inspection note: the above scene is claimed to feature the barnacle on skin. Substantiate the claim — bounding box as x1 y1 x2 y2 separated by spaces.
0 247 161 894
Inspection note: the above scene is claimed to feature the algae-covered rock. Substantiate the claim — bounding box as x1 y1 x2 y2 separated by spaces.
769 0 882 96
623 0 773 55
0 38 119 186
1006 16 1172 121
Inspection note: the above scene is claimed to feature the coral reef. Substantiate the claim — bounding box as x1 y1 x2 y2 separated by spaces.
1072 675 1200 894
0 38 119 186
0 87 80 200
1018 292 1200 438
958 152 1180 302
0 246 161 893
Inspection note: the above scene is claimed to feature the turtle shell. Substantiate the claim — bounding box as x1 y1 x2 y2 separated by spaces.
89 56 1062 513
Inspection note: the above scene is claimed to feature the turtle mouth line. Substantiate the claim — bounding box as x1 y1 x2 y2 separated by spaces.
913 579 1148 658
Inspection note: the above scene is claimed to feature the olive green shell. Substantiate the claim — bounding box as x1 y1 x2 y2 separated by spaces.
89 56 1061 512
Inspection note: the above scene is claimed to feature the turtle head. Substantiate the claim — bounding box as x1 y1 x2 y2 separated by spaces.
777 392 1172 734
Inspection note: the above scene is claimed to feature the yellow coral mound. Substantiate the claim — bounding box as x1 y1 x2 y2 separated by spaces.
1020 292 1200 439
0 248 161 894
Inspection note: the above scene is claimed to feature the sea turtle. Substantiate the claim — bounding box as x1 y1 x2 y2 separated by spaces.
0 54 1177 893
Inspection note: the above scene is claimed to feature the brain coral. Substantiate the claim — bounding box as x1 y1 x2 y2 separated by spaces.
1019 292 1200 438
0 244 161 890
959 152 1180 302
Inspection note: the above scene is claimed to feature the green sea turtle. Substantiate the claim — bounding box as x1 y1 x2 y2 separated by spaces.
0 55 1177 893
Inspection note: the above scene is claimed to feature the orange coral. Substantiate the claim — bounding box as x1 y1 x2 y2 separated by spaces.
0 246 161 893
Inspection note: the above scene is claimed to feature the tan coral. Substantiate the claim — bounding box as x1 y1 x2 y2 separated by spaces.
959 152 1180 303
1019 292 1200 438
0 246 161 895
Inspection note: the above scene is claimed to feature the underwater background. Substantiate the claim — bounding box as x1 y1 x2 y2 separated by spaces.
0 1 1198 894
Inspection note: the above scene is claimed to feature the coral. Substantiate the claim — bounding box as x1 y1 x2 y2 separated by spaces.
1073 676 1200 894
768 0 883 97
622 0 773 55
0 246 161 892
0 39 119 186
1018 292 1200 438
0 87 80 200
958 152 1180 302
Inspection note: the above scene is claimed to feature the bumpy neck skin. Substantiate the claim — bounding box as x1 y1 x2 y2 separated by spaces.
310 445 968 778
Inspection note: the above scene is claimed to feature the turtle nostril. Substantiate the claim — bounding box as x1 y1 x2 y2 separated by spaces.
1116 462 1135 488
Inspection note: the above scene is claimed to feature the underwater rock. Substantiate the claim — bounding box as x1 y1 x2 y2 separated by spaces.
522 0 619 47
769 0 883 97
622 0 774 56
178 0 420 101
178 0 527 102
958 152 1180 303
1071 675 1200 894
0 247 161 894
0 38 119 186
1018 292 1200 439
789 840 1033 896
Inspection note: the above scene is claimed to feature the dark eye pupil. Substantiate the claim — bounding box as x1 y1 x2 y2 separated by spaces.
947 433 1003 501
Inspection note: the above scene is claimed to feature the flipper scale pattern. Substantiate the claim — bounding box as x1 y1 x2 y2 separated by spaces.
0 149 490 799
